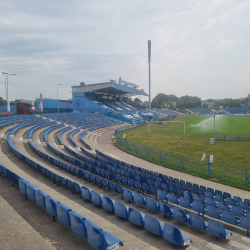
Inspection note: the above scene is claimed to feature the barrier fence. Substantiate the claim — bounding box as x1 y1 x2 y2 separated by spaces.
211 135 250 141
115 128 250 185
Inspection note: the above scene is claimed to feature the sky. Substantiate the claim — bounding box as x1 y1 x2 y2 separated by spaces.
1 0 250 102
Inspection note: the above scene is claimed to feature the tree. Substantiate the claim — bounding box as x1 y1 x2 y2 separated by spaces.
14 99 21 103
0 97 7 105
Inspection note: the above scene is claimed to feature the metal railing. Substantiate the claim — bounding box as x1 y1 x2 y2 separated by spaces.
211 135 250 141
115 132 249 185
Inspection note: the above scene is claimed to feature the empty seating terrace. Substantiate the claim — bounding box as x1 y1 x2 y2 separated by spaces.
0 113 250 250
188 108 214 114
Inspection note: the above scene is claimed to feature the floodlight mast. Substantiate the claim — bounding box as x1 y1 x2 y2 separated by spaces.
148 40 151 110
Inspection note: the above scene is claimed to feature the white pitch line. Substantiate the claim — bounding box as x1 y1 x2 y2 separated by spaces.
207 243 226 250
37 139 41 144
242 237 250 244
20 137 23 141
229 241 250 250
53 143 58 148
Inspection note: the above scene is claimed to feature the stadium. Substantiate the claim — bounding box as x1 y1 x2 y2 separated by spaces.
1 75 250 250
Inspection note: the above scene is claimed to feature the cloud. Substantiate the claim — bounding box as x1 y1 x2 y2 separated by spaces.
0 0 250 101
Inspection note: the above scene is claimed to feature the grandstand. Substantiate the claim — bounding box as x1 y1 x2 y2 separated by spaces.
1 113 250 249
72 81 152 124
188 108 215 114
223 107 250 114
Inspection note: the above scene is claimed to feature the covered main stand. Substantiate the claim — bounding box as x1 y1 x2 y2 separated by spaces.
72 79 150 124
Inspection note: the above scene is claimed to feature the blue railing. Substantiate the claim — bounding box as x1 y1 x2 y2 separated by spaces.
115 135 250 185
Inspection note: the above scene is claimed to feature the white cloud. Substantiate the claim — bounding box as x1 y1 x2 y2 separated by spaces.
0 0 250 101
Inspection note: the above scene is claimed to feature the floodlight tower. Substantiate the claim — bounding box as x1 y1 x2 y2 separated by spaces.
148 40 151 110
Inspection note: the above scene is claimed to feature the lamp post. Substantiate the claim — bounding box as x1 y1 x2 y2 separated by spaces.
57 84 62 113
213 115 215 144
2 72 15 116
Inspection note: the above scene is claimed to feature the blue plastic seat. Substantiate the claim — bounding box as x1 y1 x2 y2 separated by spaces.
207 187 214 195
128 178 135 187
108 181 116 192
233 196 242 204
184 191 194 202
223 192 231 199
181 184 188 191
204 191 214 199
163 223 192 246
73 182 81 194
95 176 102 186
200 185 206 191
89 173 96 183
239 201 250 211
142 183 149 194
153 181 161 189
19 179 28 196
91 191 102 206
207 220 232 239
144 215 163 235
160 183 168 191
61 177 67 187
145 197 159 211
81 186 91 200
147 179 153 186
189 213 208 230
116 184 124 195
215 190 222 196
34 188 47 209
121 176 128 185
114 201 128 219
69 211 87 238
157 190 168 202
134 181 141 190
206 198 218 208
222 211 240 226
45 196 59 220
128 207 144 226
215 194 224 203
173 207 189 223
218 202 231 212
169 185 176 194
179 197 192 209
158 202 173 218
206 205 222 220
176 187 184 197
102 196 115 212
240 216 250 236
150 186 157 195
56 203 72 226
134 192 146 205
27 183 38 201
101 178 109 190
226 197 238 207
197 188 205 196
189 186 197 194
66 179 73 190
168 193 179 205
194 194 206 205
123 188 134 202
231 206 246 217
87 222 123 250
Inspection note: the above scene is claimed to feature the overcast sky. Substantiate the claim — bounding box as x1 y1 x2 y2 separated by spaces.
1 0 250 102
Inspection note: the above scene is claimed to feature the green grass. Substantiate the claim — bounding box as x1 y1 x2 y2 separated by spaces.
118 115 250 169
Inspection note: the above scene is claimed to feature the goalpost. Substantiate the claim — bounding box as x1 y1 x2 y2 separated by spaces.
148 121 185 135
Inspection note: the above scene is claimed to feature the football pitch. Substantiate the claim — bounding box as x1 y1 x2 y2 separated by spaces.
121 115 250 169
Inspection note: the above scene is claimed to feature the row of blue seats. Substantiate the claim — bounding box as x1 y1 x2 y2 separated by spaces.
57 126 72 145
0 163 123 250
5 129 193 247
121 186 250 236
95 149 248 206
0 117 40 129
9 119 46 134
68 128 79 147
43 124 64 142
79 131 92 150
27 121 57 139
15 130 250 239
65 145 249 211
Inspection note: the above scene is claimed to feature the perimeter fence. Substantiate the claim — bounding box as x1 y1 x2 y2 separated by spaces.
115 126 250 185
